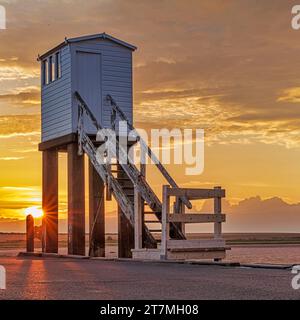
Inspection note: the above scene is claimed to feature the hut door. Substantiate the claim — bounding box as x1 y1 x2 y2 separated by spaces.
76 51 102 133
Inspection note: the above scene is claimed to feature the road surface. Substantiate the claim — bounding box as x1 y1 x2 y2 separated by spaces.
0 256 299 299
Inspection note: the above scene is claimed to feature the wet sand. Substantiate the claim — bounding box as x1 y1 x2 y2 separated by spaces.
1 244 300 265
0 256 298 300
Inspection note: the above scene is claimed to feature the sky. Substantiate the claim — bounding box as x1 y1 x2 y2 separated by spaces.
0 0 300 233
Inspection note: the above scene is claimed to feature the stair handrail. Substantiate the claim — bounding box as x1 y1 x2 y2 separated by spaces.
106 94 192 210
75 91 161 209
75 91 102 132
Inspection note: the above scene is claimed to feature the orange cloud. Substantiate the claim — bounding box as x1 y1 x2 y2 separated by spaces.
0 87 40 107
277 87 300 103
0 115 40 138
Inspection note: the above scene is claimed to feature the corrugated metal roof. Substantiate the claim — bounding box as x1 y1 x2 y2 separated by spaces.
38 32 137 60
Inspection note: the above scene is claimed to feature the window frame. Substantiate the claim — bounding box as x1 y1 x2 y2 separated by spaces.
48 55 53 83
42 50 62 86
55 51 62 79
42 59 49 86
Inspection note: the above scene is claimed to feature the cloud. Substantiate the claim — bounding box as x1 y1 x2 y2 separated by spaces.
0 114 40 138
0 157 24 161
199 196 300 232
277 87 300 103
134 90 300 148
1 186 35 191
0 0 300 148
0 66 39 82
0 86 40 107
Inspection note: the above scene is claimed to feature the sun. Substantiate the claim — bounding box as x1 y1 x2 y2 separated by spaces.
24 206 44 219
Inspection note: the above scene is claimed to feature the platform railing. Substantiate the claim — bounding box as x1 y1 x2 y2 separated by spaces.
161 185 227 260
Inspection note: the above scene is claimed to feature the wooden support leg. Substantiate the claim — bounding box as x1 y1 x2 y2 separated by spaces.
134 187 143 249
42 149 58 253
26 215 34 253
140 162 146 247
161 185 170 260
117 167 134 258
214 186 223 261
68 143 85 256
173 198 185 236
118 210 134 258
89 161 105 257
214 186 222 240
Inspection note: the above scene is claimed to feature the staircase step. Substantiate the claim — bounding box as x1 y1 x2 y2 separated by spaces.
113 165 130 168
144 211 161 214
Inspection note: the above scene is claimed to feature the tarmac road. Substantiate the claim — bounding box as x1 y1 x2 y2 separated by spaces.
0 257 299 300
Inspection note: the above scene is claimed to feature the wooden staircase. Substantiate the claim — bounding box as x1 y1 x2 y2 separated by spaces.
75 91 189 250
75 91 228 260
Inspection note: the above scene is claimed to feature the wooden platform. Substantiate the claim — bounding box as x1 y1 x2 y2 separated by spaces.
132 243 229 261
131 249 161 260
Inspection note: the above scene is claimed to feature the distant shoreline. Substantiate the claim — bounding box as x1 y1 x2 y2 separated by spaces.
1 232 300 236
1 232 300 248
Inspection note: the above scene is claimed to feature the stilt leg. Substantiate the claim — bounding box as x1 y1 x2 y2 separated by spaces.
26 215 34 253
117 166 134 258
68 143 85 256
42 149 58 253
89 161 105 257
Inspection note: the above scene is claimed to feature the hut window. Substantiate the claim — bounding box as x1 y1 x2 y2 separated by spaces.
55 51 61 79
52 57 55 80
42 60 49 85
42 52 61 85
49 56 53 82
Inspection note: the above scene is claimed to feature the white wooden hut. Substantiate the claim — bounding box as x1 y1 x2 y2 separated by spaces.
39 33 136 145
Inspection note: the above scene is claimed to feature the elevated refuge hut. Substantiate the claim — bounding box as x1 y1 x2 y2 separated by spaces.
39 33 135 142
36 33 228 261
